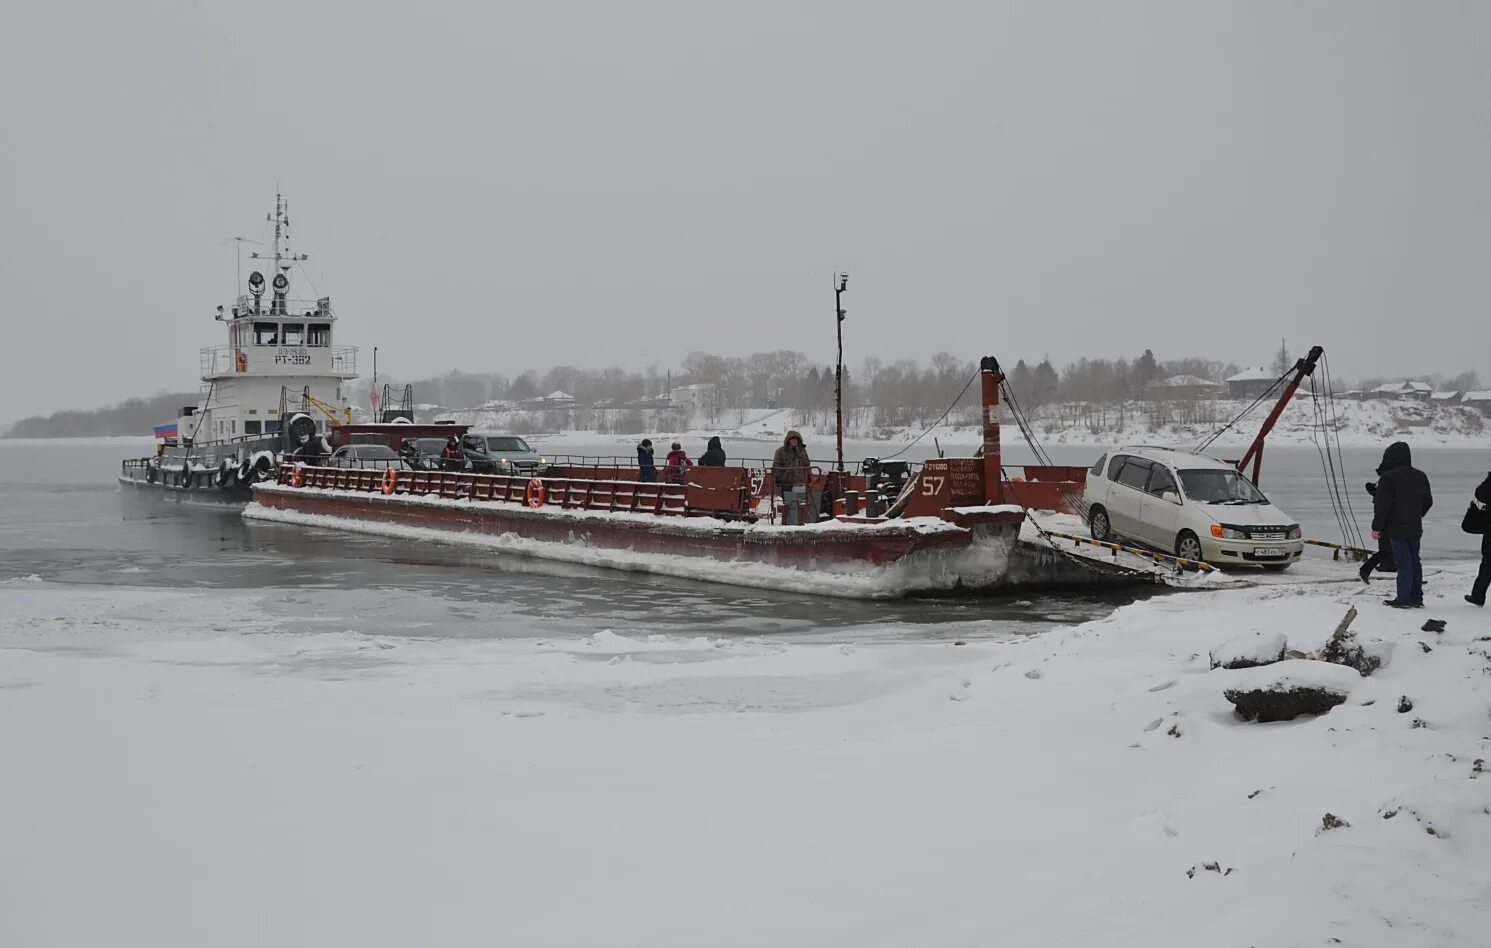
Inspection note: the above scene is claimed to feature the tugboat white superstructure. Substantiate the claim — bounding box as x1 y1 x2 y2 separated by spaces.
119 194 359 504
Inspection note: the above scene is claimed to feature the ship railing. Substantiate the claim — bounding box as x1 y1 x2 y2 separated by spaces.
278 458 887 524
543 454 926 476
120 454 236 489
331 346 357 376
231 297 335 319
279 461 701 517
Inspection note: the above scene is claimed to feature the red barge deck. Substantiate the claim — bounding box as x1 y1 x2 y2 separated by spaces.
247 358 1155 597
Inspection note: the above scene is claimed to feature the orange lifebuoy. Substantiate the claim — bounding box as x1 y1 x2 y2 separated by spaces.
291 465 304 488
525 477 545 508
381 467 398 495
235 350 247 372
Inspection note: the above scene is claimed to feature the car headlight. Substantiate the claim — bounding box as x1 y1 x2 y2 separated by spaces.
1287 525 1302 540
1210 525 1246 540
539 457 548 464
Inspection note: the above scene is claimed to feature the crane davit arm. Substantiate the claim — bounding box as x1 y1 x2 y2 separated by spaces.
1235 345 1323 486
303 392 351 426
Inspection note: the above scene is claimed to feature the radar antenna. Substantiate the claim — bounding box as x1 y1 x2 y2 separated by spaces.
248 192 309 294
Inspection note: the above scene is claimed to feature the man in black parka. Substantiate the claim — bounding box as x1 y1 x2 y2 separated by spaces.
1469 470 1491 607
1370 441 1433 608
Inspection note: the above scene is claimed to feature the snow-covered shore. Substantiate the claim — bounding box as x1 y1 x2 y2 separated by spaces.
442 395 1489 452
3 567 1488 947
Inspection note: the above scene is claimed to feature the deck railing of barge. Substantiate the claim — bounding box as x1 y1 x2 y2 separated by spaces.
275 462 727 518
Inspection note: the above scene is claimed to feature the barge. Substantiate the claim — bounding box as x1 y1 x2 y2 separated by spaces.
246 357 1158 597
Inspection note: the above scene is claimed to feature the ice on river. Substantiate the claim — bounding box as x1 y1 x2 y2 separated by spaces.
2 566 1489 947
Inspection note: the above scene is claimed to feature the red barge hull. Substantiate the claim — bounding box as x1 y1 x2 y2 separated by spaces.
248 481 1143 597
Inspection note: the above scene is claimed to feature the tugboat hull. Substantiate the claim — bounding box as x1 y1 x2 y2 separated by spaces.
118 474 254 506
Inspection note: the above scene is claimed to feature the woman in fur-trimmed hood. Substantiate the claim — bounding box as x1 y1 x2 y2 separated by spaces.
771 430 810 489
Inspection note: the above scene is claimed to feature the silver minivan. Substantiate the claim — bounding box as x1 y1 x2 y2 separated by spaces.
1083 446 1303 569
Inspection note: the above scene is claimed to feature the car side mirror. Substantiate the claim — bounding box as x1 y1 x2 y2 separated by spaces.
1161 490 1181 505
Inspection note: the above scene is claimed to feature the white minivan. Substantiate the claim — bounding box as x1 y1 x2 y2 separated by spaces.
1083 446 1303 569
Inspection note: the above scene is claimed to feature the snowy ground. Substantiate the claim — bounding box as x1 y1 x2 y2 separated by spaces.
3 565 1489 947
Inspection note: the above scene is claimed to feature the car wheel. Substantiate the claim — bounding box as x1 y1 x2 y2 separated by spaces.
1175 530 1205 564
1089 506 1112 541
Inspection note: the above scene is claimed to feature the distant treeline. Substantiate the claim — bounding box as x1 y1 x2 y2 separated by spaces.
9 347 1483 438
3 392 195 438
402 350 1249 428
402 348 1483 430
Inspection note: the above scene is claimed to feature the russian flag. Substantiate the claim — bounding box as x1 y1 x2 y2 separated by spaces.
154 423 178 439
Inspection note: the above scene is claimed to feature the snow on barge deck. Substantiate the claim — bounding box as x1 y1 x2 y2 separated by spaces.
247 357 1161 598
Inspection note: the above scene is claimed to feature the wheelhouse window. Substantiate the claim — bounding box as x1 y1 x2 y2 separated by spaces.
253 322 279 345
307 323 331 346
280 323 304 346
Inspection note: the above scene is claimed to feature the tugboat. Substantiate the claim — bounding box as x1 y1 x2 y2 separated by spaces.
118 194 364 505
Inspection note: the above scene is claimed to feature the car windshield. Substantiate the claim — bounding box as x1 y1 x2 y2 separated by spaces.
355 445 397 459
485 437 531 453
1179 469 1268 504
413 439 446 455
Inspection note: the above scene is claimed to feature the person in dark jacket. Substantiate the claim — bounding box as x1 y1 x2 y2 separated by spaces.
637 439 657 483
1468 471 1491 607
440 436 465 471
699 436 727 467
1370 441 1433 608
1358 479 1398 582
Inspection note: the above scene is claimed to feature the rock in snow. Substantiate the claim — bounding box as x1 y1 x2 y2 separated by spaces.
1209 631 1287 670
1222 659 1360 722
1320 628 1393 677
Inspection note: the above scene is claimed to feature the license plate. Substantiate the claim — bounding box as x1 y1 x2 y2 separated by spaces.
1253 547 1286 557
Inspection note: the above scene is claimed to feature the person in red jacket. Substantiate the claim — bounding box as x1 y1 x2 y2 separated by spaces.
663 442 692 483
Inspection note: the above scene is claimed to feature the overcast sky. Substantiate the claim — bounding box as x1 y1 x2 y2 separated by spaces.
2 1 1487 424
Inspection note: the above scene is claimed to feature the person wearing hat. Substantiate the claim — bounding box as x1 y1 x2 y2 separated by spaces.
637 439 657 482
663 442 693 483
772 430 811 525
699 436 727 467
440 435 465 471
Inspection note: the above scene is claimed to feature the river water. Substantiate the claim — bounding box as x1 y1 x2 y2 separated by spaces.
1 437 1485 641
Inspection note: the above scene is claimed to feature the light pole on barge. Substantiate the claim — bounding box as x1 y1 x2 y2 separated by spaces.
834 272 848 473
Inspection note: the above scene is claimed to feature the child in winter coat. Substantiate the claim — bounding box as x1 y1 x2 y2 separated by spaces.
664 443 692 483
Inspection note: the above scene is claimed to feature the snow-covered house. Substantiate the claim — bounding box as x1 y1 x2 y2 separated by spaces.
1147 374 1222 399
669 382 718 415
1225 367 1277 400
1463 391 1491 415
518 390 579 411
1373 381 1433 401
1430 391 1462 406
